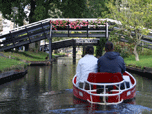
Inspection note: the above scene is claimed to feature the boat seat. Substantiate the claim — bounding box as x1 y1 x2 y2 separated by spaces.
87 72 123 83
123 75 132 87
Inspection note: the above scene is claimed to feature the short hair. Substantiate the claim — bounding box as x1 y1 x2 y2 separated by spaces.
105 41 114 51
85 45 94 54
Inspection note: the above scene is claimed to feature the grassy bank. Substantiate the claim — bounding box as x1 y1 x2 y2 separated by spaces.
124 54 152 69
1 49 152 73
0 56 26 73
0 51 65 73
1 51 49 61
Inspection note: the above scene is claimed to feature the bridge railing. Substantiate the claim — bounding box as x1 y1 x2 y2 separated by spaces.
0 18 110 51
0 21 50 51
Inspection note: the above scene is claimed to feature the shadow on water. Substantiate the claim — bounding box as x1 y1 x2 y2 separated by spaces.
0 57 152 113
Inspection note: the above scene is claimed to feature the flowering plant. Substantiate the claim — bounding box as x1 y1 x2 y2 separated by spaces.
50 20 106 30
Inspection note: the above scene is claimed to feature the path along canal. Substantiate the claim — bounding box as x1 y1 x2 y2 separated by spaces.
0 57 152 114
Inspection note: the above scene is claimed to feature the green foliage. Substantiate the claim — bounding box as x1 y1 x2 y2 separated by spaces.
0 0 62 25
58 0 87 18
109 33 134 58
114 41 133 58
95 38 106 57
33 6 46 21
140 48 152 55
85 0 112 18
106 0 152 61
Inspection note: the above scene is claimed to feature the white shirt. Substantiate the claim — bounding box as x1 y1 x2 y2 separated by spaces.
76 54 98 86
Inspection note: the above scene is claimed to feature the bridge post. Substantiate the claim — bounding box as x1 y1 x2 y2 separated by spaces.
82 46 86 57
105 22 109 41
49 23 52 62
73 39 76 64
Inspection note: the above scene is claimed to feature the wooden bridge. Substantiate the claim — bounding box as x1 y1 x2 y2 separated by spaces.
0 18 110 51
1 18 152 63
0 18 110 63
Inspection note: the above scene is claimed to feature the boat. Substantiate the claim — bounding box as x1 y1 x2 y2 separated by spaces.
72 71 136 105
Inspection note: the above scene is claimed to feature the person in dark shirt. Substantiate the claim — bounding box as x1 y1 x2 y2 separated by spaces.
98 41 126 75
97 41 127 93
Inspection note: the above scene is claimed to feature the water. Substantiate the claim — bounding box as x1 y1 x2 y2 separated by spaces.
0 57 152 114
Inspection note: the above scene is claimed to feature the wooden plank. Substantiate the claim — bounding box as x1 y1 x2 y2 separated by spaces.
52 39 73 50
1 28 49 45
9 22 49 36
9 31 15 46
30 35 47 43
52 33 106 37
41 22 47 39
0 22 50 41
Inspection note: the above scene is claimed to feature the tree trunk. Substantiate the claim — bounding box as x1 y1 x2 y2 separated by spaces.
35 41 40 53
133 44 139 61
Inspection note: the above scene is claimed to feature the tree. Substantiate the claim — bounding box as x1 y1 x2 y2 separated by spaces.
84 0 113 18
0 14 2 32
95 37 106 57
0 0 88 52
106 0 152 61
57 0 87 18
0 0 62 52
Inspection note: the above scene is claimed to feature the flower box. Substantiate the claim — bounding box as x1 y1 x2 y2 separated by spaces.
50 20 106 30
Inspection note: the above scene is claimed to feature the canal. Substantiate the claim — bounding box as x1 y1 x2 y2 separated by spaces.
0 57 152 114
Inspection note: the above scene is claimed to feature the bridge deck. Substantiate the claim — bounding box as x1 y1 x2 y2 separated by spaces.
0 19 108 51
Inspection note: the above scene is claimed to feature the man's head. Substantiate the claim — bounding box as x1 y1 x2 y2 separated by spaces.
105 41 114 52
85 45 94 55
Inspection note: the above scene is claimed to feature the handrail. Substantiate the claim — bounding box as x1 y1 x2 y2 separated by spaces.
85 80 125 86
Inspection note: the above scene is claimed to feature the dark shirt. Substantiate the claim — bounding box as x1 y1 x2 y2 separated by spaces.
97 51 126 75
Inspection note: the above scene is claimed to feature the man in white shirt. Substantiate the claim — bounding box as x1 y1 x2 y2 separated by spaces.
76 45 98 88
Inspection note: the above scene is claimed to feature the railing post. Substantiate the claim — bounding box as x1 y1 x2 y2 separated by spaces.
9 31 15 46
68 20 69 37
87 20 88 38
41 22 47 39
73 39 76 64
105 22 109 41
49 22 52 62
25 26 31 43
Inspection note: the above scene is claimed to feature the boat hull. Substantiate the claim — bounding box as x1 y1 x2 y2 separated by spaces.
72 71 136 105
